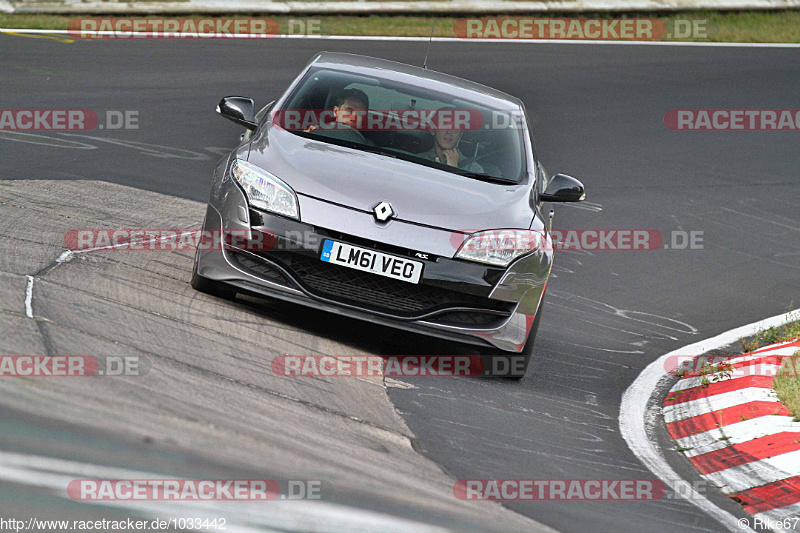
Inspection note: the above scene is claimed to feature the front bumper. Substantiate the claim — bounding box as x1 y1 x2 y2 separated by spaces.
195 168 551 352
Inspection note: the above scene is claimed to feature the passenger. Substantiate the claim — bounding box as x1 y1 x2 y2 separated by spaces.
422 124 483 173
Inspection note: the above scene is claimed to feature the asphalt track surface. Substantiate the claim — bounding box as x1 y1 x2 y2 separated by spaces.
2 33 799 532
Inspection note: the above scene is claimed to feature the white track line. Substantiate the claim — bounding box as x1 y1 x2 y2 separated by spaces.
24 275 34 318
2 28 800 47
670 345 799 377
701 449 800 494
619 309 800 533
663 387 781 422
677 416 800 457
23 231 196 321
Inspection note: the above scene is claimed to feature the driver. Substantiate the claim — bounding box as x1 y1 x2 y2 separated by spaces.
423 122 483 173
331 89 369 129
306 89 369 132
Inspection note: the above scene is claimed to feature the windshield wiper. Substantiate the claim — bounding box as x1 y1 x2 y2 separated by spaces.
451 170 518 185
397 155 520 184
294 130 400 159
355 144 401 159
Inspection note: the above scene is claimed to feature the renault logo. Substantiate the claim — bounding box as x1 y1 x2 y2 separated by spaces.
373 201 395 222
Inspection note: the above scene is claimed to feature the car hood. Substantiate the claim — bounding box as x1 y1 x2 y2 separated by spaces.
247 123 533 233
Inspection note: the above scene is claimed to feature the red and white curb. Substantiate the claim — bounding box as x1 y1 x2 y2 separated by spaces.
664 339 800 527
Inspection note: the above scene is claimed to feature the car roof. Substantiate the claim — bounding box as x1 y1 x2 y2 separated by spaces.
310 52 523 112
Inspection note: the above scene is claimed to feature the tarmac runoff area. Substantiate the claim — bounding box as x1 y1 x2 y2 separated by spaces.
0 179 554 533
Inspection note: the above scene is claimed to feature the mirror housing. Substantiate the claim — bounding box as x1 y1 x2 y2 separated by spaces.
539 174 586 203
217 96 258 131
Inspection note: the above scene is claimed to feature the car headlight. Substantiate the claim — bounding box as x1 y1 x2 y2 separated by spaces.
455 229 542 267
230 159 299 220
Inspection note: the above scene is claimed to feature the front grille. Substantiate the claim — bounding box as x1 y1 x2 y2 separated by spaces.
433 310 509 327
268 252 512 318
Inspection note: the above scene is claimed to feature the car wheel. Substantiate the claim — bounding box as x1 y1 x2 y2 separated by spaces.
190 254 237 300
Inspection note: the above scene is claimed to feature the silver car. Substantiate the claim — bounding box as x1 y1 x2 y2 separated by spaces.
192 52 585 378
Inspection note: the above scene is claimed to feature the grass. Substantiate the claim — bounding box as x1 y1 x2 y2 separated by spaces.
1 11 800 43
763 320 800 344
739 310 800 353
739 307 800 421
775 352 800 422
696 360 734 388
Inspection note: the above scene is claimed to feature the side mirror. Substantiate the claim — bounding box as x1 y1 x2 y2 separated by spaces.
539 174 586 202
217 96 258 131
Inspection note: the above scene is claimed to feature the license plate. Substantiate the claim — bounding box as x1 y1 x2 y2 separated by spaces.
320 240 423 284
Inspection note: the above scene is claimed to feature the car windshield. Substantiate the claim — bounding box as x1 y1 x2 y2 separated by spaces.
275 67 527 184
